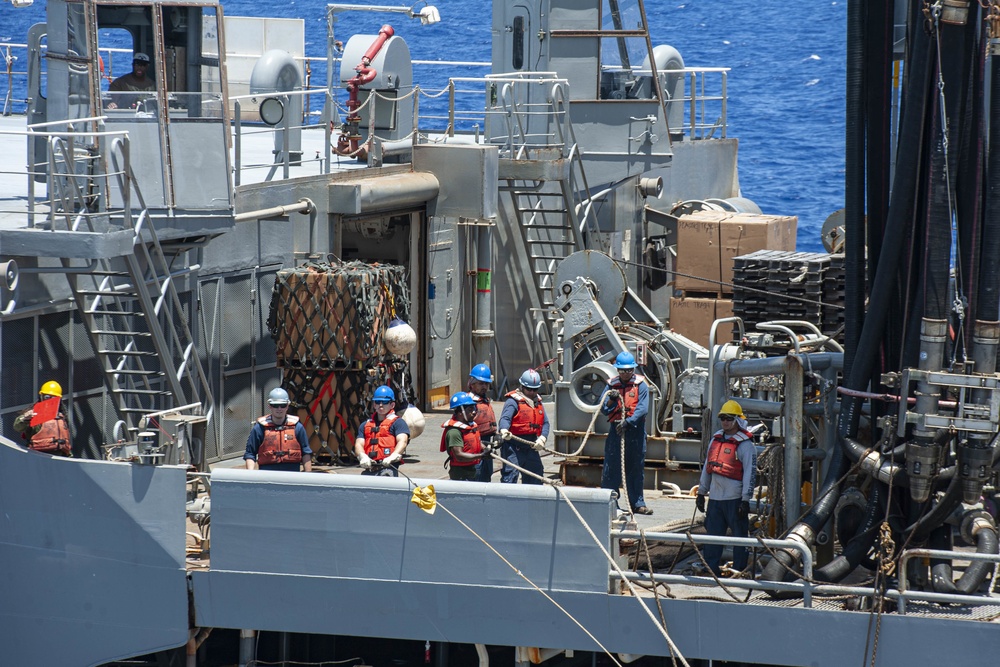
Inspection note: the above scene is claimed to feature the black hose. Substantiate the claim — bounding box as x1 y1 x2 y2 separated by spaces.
814 482 885 582
929 523 958 594
956 521 999 594
761 1 935 585
865 0 896 428
922 97 953 323
979 38 1000 320
844 0 867 373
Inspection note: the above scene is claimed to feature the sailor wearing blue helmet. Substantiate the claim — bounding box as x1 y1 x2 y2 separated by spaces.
354 385 410 477
441 391 488 480
467 363 498 482
599 351 651 515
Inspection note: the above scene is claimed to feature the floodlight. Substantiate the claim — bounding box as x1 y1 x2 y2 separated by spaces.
414 6 440 25
259 97 285 126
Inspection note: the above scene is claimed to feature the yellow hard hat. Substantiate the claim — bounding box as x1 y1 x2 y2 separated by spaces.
719 399 743 417
40 380 63 398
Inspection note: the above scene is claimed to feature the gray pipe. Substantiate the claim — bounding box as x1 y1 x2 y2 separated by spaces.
238 629 255 667
961 320 1000 502
472 222 494 363
907 318 948 502
785 354 804 530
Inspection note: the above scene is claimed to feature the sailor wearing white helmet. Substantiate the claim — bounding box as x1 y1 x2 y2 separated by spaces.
244 387 312 471
497 368 550 484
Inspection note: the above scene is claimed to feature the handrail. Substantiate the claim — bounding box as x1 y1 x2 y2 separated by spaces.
612 530 814 607
897 548 1000 614
610 533 1000 614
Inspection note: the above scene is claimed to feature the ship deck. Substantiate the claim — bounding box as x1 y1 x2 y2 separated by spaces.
187 403 1000 628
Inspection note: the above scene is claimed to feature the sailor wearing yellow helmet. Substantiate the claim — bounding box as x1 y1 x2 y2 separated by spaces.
695 399 756 577
13 380 72 456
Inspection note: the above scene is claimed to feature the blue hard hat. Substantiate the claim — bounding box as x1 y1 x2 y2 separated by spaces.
267 387 290 405
449 391 477 410
469 363 493 383
519 369 542 389
373 385 395 403
614 351 637 370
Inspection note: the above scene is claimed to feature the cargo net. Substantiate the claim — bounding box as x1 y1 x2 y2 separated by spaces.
282 362 415 464
268 259 414 464
267 259 411 369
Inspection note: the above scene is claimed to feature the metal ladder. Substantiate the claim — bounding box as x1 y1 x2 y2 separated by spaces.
499 80 604 335
52 135 214 438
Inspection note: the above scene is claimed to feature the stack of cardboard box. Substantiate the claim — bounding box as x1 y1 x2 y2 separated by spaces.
669 210 797 347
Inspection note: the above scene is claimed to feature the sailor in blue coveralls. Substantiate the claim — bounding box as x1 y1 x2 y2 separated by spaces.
599 351 652 515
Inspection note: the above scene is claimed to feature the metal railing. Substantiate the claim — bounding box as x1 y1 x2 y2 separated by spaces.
0 117 130 230
613 530 1000 616
613 530 815 606
897 548 1000 614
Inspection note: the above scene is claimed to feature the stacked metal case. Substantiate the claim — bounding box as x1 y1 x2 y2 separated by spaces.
732 250 845 341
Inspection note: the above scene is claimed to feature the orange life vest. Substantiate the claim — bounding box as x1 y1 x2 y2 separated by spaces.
606 374 645 423
470 392 497 437
28 415 71 456
255 415 303 466
706 429 753 481
504 391 544 438
364 413 399 461
440 419 482 466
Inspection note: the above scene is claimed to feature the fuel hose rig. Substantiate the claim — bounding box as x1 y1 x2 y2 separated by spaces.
761 0 1000 595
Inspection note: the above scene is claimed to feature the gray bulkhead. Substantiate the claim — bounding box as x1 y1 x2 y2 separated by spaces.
0 437 188 666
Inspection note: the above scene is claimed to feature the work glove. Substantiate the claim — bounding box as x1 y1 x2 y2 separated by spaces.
738 500 750 522
695 494 706 513
384 452 401 466
616 421 627 435
533 435 547 451
358 453 373 470
499 429 512 441
607 389 620 400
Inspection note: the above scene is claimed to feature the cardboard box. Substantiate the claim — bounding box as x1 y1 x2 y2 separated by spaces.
669 296 735 348
675 211 797 295
720 214 797 289
675 213 722 293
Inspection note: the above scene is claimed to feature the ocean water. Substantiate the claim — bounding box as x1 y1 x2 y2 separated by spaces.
1 0 845 252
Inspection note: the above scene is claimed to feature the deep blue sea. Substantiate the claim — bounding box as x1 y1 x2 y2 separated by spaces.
1 1 845 252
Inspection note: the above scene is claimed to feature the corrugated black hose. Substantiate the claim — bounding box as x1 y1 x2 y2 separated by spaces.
761 0 934 585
